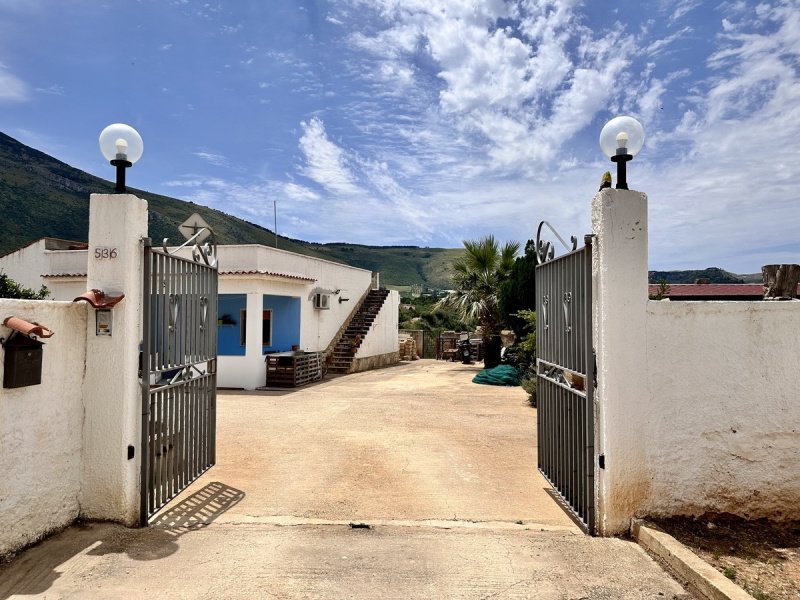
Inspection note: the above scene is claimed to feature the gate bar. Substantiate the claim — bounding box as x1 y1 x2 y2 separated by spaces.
140 239 153 526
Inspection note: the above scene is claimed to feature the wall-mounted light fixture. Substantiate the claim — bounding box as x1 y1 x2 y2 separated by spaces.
99 123 144 193
599 116 644 190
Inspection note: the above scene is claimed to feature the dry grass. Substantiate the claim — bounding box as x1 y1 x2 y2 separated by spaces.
649 516 800 600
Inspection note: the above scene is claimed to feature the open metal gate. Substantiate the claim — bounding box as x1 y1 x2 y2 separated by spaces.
140 234 218 525
535 222 596 534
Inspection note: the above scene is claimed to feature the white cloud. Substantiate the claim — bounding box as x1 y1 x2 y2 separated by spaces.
193 151 229 166
35 83 64 96
343 0 636 175
645 25 693 56
298 117 362 195
668 0 701 23
0 64 28 102
634 1 800 270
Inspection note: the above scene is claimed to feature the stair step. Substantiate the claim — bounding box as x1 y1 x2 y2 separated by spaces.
327 289 391 374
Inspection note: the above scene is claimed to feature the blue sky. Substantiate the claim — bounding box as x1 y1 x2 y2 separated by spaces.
0 0 798 273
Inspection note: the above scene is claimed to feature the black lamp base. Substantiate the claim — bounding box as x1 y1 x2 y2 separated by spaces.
610 153 632 190
110 159 132 193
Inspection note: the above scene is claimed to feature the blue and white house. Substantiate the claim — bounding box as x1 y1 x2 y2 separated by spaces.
0 239 400 390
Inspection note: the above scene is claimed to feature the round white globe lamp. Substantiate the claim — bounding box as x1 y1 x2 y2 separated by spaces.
599 116 644 190
99 123 143 192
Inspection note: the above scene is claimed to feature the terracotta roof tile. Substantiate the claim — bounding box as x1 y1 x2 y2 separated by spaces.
220 269 315 282
73 289 125 308
42 272 87 278
2 316 55 338
648 283 800 297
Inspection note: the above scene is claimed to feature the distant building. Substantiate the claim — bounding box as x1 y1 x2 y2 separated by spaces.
648 282 799 301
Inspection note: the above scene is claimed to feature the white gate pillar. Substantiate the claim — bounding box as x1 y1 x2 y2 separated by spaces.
591 188 650 535
80 193 148 525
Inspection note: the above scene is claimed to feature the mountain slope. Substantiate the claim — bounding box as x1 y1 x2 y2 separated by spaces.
0 131 458 287
648 267 745 284
0 132 755 289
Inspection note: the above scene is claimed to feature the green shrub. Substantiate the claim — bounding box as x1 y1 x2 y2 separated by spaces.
520 370 537 407
0 272 50 300
512 309 536 406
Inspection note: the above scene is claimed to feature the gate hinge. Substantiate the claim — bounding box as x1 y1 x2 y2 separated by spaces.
598 454 605 469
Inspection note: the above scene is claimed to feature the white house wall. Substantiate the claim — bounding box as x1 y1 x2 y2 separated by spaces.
41 278 87 302
212 246 374 390
0 243 88 301
355 290 400 359
216 277 312 390
644 300 800 520
0 240 50 292
0 299 87 558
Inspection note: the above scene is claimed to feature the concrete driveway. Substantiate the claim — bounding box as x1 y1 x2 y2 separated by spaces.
0 360 690 599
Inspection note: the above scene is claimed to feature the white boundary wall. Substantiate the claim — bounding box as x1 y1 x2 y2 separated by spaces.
0 299 87 557
644 301 800 520
0 194 146 557
592 188 800 534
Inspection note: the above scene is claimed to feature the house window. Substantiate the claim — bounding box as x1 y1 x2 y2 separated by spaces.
240 309 273 347
262 310 272 347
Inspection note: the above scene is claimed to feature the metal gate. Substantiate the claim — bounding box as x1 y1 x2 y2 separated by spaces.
140 233 218 525
422 329 438 359
535 222 596 534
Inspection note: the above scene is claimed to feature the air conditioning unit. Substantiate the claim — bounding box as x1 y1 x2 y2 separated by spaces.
313 293 330 310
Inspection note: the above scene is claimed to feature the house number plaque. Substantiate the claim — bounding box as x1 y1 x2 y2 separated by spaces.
94 247 119 260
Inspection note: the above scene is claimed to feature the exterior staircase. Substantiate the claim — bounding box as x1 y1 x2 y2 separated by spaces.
327 288 391 374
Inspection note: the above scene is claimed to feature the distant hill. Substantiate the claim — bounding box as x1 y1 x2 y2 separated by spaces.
0 131 459 288
648 267 748 284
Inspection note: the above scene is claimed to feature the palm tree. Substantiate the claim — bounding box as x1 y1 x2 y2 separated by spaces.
440 234 520 341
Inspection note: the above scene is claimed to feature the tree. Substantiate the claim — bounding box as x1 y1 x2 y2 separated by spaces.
438 235 519 366
0 272 50 300
498 239 538 337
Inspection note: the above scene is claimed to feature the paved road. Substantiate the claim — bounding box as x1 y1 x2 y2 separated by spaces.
0 360 690 599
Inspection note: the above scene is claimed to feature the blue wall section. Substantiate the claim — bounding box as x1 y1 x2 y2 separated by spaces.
217 293 301 356
218 294 246 356
263 295 301 353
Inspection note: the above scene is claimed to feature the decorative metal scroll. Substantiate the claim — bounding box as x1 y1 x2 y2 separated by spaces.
161 227 218 268
535 221 577 264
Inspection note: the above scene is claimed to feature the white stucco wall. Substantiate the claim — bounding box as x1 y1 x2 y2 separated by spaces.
212 247 373 389
0 239 50 291
592 188 800 534
644 300 800 520
591 188 650 535
0 299 87 558
0 242 88 302
79 193 147 525
355 290 400 359
214 245 373 354
216 277 312 390
39 278 88 302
